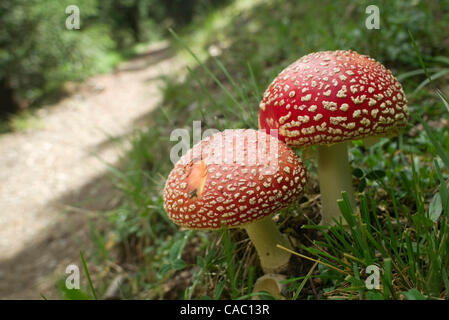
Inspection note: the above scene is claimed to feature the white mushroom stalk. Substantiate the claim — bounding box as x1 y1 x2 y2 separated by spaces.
317 142 356 225
244 216 293 273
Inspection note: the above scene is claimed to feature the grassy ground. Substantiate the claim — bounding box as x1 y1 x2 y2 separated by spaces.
74 0 449 300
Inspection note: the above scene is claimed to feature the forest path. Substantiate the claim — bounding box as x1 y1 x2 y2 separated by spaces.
0 42 183 299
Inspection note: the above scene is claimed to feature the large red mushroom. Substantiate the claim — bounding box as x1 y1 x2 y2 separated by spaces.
163 129 307 273
259 50 408 225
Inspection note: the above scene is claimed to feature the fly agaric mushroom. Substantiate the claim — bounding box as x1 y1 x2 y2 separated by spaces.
259 50 408 225
163 129 307 273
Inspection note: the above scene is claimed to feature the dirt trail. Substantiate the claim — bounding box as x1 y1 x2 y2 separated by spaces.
0 42 183 299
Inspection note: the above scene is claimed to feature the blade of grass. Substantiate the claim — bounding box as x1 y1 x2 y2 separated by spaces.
186 65 221 111
397 68 439 82
169 28 249 123
436 88 449 112
303 245 350 269
404 230 417 285
416 115 449 170
213 57 251 113
277 244 348 274
246 266 255 294
293 260 319 300
409 30 449 112
435 161 449 217
80 251 98 300
408 30 432 81
414 68 449 94
247 62 261 102
222 228 238 298
383 258 396 299
214 279 226 300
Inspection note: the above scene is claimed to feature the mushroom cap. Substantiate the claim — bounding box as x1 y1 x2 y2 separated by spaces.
163 129 307 230
258 50 409 147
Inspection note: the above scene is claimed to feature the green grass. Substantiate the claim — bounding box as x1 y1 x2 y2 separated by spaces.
83 0 449 300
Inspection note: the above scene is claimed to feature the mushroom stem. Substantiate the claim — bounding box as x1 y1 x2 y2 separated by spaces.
243 216 292 273
317 142 356 225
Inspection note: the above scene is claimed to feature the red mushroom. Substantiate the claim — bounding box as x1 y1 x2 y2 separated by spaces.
259 50 408 225
163 129 307 273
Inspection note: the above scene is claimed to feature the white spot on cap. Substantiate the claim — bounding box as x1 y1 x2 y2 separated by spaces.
301 94 312 101
340 103 349 112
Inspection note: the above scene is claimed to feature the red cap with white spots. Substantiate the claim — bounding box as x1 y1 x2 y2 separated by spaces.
259 50 409 146
163 129 307 230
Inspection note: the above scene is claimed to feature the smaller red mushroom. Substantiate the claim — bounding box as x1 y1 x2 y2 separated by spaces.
163 129 307 273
